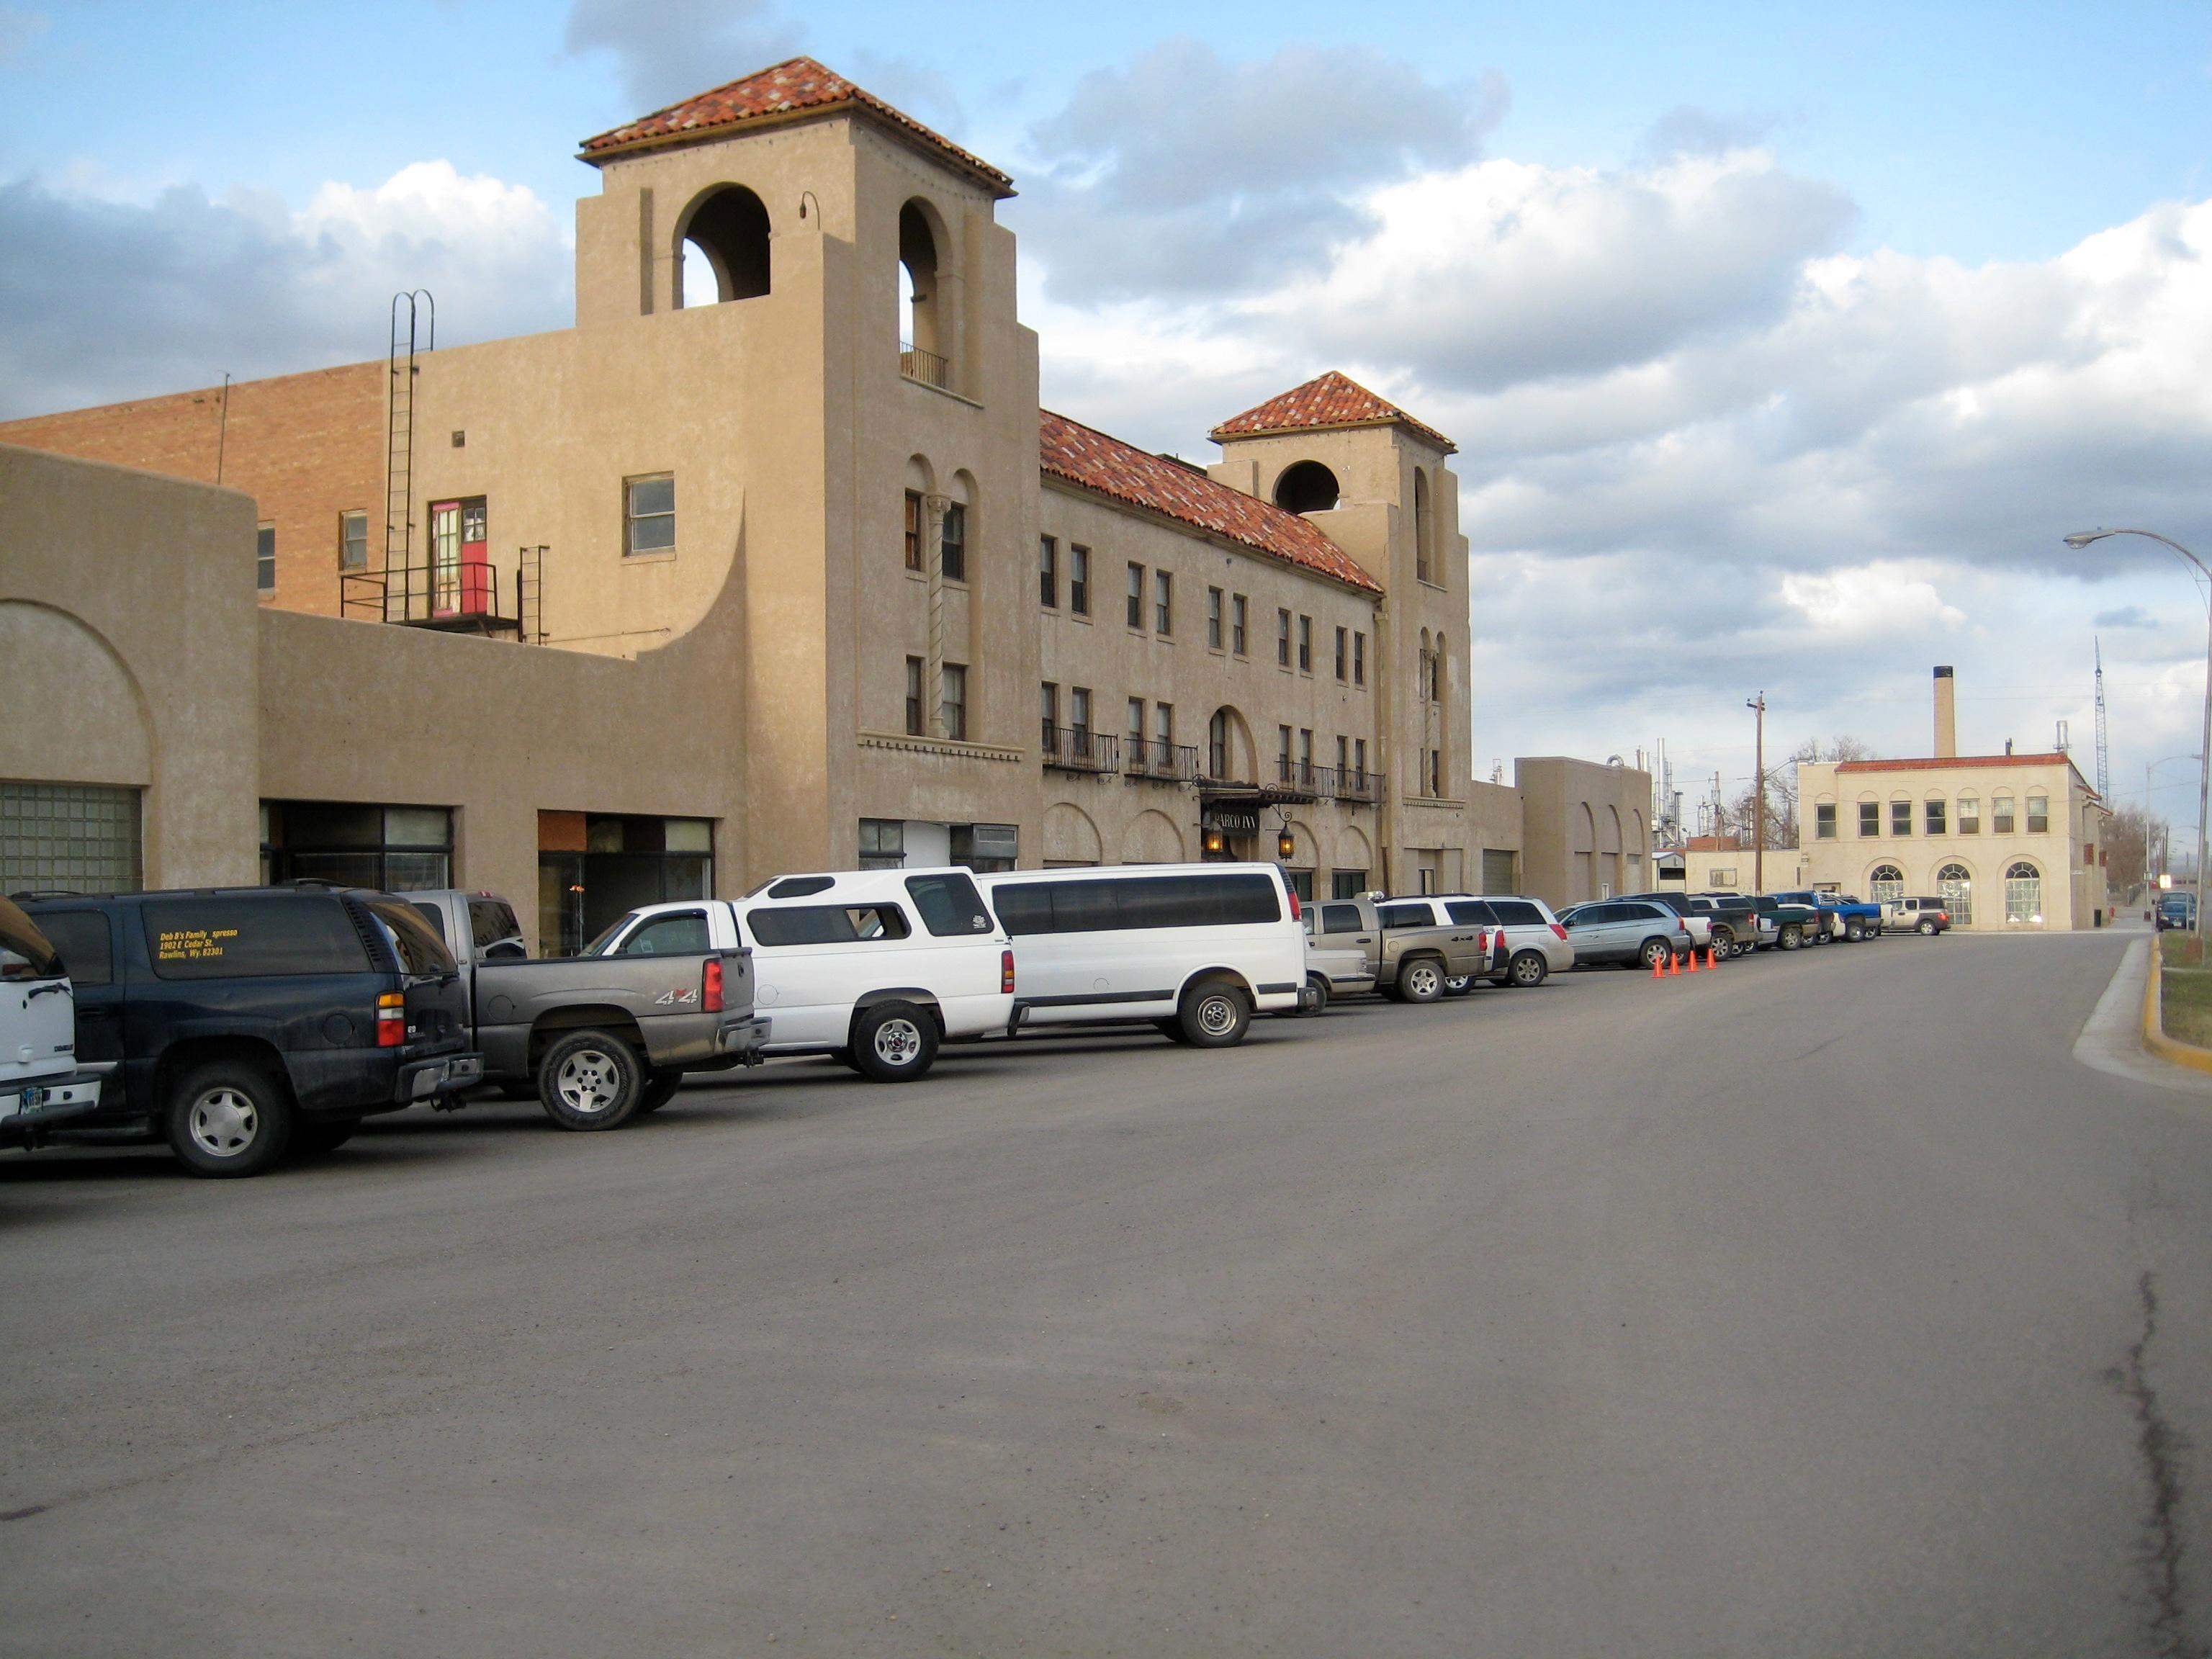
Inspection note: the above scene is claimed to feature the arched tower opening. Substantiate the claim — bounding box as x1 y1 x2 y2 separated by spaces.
899 200 943 360
677 184 771 307
1273 460 1340 515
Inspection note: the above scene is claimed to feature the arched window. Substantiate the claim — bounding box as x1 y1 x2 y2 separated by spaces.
1413 467 1435 584
1206 708 1246 782
1869 863 1905 906
899 199 949 387
2004 860 2042 925
1430 637 1444 704
1273 461 1339 514
678 185 770 307
1937 862 1974 925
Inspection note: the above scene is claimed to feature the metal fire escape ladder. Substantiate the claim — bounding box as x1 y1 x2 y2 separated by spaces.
382 290 434 621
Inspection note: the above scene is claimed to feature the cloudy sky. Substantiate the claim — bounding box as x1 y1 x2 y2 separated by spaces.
6 1 2212 830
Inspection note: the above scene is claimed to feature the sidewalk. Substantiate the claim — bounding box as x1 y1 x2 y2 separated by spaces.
2073 931 2212 1102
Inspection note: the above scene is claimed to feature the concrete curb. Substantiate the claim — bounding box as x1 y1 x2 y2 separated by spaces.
2140 938 2212 1074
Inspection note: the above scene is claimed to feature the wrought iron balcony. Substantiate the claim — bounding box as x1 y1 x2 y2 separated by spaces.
1042 724 1118 774
900 341 952 391
1124 738 1200 783
1327 765 1385 804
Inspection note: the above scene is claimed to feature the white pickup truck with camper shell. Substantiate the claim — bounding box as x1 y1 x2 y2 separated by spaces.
581 867 1016 1082
0 894 106 1148
976 862 1305 1047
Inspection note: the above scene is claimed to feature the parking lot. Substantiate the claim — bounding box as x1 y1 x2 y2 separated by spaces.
6 929 2211 1658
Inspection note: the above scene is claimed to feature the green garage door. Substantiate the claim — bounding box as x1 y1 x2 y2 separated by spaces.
1 781 143 894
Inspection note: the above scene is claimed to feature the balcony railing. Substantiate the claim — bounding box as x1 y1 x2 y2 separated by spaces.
900 342 951 391
1274 756 1323 797
1043 724 1118 774
1269 759 1387 803
1124 738 1200 783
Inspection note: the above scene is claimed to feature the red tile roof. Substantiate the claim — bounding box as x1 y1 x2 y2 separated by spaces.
1210 371 1455 454
1040 410 1382 594
578 58 1014 197
1835 753 2074 773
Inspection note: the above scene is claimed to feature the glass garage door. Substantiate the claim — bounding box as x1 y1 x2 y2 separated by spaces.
1 781 143 894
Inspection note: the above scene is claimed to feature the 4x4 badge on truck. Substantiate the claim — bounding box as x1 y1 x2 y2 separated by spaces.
652 989 701 1005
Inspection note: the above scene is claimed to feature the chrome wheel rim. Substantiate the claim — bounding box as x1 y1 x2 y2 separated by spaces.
1196 994 1238 1036
872 1017 924 1066
554 1048 624 1115
1408 963 1440 999
189 1087 258 1158
1512 956 1544 986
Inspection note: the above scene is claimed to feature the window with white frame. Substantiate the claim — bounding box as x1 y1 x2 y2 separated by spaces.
625 475 675 555
2004 860 2041 923
1869 863 1905 906
1938 863 1974 925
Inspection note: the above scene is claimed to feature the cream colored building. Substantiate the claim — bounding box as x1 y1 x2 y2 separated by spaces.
0 58 1650 946
1795 668 2114 930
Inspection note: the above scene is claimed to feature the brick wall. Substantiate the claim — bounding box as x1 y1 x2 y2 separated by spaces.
0 361 385 618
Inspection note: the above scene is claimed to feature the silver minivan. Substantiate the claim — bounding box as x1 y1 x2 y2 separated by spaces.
1557 899 1695 970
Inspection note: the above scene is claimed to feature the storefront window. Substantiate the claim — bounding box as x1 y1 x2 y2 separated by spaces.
261 801 451 892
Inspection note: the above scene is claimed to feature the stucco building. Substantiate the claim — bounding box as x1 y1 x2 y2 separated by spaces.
0 58 1650 945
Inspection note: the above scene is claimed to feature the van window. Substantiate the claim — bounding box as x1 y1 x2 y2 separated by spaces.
749 904 914 947
1319 903 1365 935
141 897 373 979
1489 900 1545 927
616 912 711 956
0 896 63 979
1445 900 1497 927
905 873 993 937
31 909 109 986
991 873 1282 936
470 900 523 953
361 897 460 976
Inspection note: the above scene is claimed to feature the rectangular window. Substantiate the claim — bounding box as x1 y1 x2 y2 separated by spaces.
1039 535 1058 607
1335 626 1348 680
905 873 992 937
2 781 142 895
261 801 453 891
1891 800 1912 836
1208 587 1223 649
2026 793 2049 834
949 823 1019 875
1926 799 1947 835
1155 570 1173 635
625 474 675 555
1332 871 1367 901
941 662 968 741
859 818 907 871
1354 738 1367 778
1070 546 1090 615
1232 595 1249 655
751 903 913 946
1277 608 1292 666
1155 702 1173 749
1128 696 1146 750
143 895 372 981
1298 615 1313 673
256 523 276 592
940 502 967 583
1354 631 1367 686
1859 801 1881 836
1959 798 1981 834
1815 803 1838 840
1299 728 1313 784
1429 750 1442 796
905 657 925 736
1336 734 1349 773
904 490 925 572
1127 562 1145 629
991 873 1283 936
1993 796 2015 834
1278 725 1292 774
1040 681 1058 749
1071 686 1092 738
338 510 369 571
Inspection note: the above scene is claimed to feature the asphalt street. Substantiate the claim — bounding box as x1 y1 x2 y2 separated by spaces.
4 928 2210 1658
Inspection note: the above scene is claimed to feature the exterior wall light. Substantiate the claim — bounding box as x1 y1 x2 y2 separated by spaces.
1277 829 1296 861
1202 828 1225 856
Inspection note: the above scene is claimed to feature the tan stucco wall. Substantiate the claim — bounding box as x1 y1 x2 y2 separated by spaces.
0 443 261 888
1514 756 1655 909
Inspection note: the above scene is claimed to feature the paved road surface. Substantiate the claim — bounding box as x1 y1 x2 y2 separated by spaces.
4 929 2209 1657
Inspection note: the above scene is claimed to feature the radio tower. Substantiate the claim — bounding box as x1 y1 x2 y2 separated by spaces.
2094 637 2111 801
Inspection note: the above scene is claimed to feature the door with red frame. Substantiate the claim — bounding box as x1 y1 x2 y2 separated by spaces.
428 497 490 616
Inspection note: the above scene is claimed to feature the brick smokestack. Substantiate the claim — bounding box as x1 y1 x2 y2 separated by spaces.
1933 665 1956 757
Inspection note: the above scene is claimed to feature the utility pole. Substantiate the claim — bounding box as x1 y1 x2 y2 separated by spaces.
1746 692 1767 894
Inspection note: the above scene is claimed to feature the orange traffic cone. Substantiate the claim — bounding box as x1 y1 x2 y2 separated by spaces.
1706 946 1719 970
1686 945 1699 973
1651 951 1665 980
1668 950 1681 977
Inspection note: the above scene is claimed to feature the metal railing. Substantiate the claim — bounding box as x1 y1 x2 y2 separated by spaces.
1124 739 1200 783
1042 724 1118 774
1274 756 1322 796
1267 759 1387 803
339 560 523 636
900 342 952 391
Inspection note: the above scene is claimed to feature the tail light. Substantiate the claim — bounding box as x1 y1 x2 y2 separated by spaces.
1288 891 1302 922
376 991 405 1048
1549 923 1568 941
703 957 724 1014
1002 948 1016 993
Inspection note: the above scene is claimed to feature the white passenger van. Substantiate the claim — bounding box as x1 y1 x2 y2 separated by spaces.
583 868 1014 1082
975 863 1304 1047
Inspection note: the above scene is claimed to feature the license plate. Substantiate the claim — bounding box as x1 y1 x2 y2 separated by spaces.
19 1084 39 1111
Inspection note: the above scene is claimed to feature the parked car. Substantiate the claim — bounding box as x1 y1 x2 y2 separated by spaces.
1369 897 1503 1003
1753 895 1822 950
0 895 105 1148
1557 899 1696 969
1380 894 1565 989
979 863 1303 1046
1883 896 1952 936
585 868 1012 1083
1303 896 1381 1012
1669 892 1759 958
1772 889 1883 943
1614 892 1719 955
19 886 483 1176
406 889 768 1125
2157 893 2196 931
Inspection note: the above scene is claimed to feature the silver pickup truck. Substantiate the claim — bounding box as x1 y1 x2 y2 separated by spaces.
405 891 770 1131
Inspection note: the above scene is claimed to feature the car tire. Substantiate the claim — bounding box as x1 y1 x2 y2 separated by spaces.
1300 975 1331 1017
850 1002 940 1082
1639 937 1674 971
1779 925 1802 950
1845 919 1866 942
1396 957 1446 1004
1509 950 1549 988
292 1115 361 1156
537 1029 644 1130
1443 974 1474 997
167 1058 294 1178
634 1069 683 1114
1711 927 1735 958
1917 919 1937 936
1179 977 1252 1046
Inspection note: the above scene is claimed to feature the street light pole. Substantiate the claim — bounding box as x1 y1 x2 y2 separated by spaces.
2146 750 2203 913
2066 529 2212 937
1745 692 1766 895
